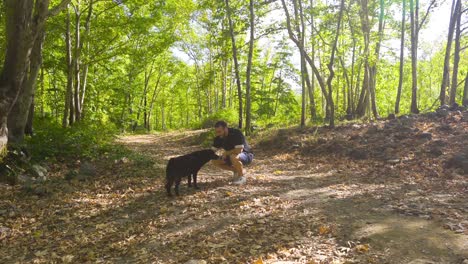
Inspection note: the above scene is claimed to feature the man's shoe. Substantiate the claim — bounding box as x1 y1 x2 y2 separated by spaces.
232 176 246 185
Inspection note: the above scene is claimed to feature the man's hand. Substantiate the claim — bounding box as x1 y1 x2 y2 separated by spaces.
223 148 243 158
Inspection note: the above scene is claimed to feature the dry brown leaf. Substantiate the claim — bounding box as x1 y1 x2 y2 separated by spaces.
253 257 264 264
318 225 331 235
355 244 370 253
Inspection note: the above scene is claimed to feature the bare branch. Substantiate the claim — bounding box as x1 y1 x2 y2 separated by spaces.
261 0 278 6
418 0 437 31
48 0 73 18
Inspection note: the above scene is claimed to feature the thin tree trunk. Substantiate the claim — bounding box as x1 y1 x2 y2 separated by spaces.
64 5 75 127
147 68 163 130
368 0 384 119
323 0 344 127
222 58 227 108
339 56 351 119
281 0 332 126
463 72 468 106
273 70 282 117
78 0 92 119
440 0 459 106
449 0 462 105
225 0 243 128
409 0 419 114
40 68 45 118
245 0 255 134
207 45 212 114
345 7 357 118
73 1 82 122
135 64 153 131
293 0 306 127
395 0 406 114
229 59 234 108
308 0 317 121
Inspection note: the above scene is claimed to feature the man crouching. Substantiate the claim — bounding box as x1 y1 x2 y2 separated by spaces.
211 121 254 185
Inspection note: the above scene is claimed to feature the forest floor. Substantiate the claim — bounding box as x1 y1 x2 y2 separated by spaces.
1 111 468 263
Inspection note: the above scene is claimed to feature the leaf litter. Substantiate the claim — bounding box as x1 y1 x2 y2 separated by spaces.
0 113 467 263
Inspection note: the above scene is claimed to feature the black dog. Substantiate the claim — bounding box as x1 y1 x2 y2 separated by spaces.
165 149 219 196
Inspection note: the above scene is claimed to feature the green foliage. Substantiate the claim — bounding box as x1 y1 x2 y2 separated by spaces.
200 108 239 128
12 0 468 147
27 118 118 162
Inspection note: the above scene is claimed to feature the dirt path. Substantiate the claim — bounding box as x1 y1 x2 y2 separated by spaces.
117 131 467 264
0 127 466 264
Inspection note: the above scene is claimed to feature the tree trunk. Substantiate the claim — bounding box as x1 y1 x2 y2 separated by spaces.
440 0 459 106
78 0 92 119
222 58 227 108
245 0 254 134
356 69 369 117
308 0 317 121
356 0 371 118
0 0 39 153
324 0 344 127
449 0 461 105
73 2 82 122
368 0 384 119
293 0 306 127
0 0 70 155
395 0 406 114
135 65 153 131
229 59 233 108
225 0 243 129
25 95 35 136
147 68 163 130
64 5 74 127
273 70 282 117
281 0 332 127
8 27 45 144
463 72 468 106
40 68 45 118
409 0 419 114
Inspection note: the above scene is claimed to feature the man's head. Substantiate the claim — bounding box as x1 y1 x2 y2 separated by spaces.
214 120 228 137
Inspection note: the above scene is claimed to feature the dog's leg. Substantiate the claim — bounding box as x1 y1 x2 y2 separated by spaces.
193 171 200 189
165 179 173 197
175 178 182 196
188 173 192 187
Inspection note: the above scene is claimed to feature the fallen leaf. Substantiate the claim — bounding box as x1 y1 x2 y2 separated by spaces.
62 255 74 263
318 225 331 235
34 250 47 257
160 206 168 214
355 244 370 253
33 230 43 238
253 257 264 264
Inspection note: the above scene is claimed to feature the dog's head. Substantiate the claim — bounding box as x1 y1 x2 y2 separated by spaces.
198 149 219 160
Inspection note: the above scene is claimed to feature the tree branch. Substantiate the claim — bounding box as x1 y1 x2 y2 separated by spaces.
418 0 436 31
48 0 73 18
